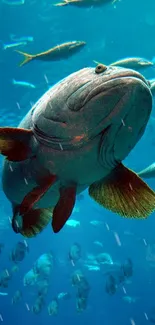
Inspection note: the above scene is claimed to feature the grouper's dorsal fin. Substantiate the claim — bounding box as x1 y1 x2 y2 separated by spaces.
52 185 77 233
0 127 33 161
89 163 155 219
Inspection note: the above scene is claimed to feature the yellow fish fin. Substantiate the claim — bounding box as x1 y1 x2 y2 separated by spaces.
15 50 34 67
89 163 155 219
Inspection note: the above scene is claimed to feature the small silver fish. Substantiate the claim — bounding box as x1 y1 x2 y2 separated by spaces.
2 0 25 5
66 219 80 227
90 220 104 226
10 34 34 43
3 41 27 50
93 240 103 247
57 292 70 300
84 264 100 271
122 296 139 303
12 79 36 89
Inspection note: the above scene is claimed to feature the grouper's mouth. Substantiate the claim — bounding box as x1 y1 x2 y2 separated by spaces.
32 122 103 150
32 70 151 151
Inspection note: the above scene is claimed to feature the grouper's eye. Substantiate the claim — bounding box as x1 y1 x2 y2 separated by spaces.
95 64 107 74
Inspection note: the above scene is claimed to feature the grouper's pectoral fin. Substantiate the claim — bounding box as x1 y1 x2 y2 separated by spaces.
12 206 53 238
12 174 57 237
52 185 77 233
89 163 155 219
0 127 33 161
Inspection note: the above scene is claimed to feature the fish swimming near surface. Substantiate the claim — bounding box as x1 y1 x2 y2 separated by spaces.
94 57 153 71
54 0 117 8
0 64 155 238
16 41 86 67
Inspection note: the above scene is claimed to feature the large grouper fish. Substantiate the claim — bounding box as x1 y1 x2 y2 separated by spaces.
0 63 155 238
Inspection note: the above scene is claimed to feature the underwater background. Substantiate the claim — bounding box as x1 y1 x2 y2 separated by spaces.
0 0 155 324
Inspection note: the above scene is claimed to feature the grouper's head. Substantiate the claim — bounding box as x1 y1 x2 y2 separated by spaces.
32 64 152 167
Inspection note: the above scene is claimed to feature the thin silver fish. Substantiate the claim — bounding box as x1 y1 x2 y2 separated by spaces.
12 79 36 89
3 41 27 50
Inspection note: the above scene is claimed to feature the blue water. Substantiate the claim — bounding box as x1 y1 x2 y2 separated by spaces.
1 0 155 324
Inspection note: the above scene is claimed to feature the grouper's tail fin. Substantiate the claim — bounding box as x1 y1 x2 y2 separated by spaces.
15 50 34 67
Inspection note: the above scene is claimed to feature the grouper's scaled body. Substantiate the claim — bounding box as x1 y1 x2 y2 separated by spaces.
1 64 155 238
